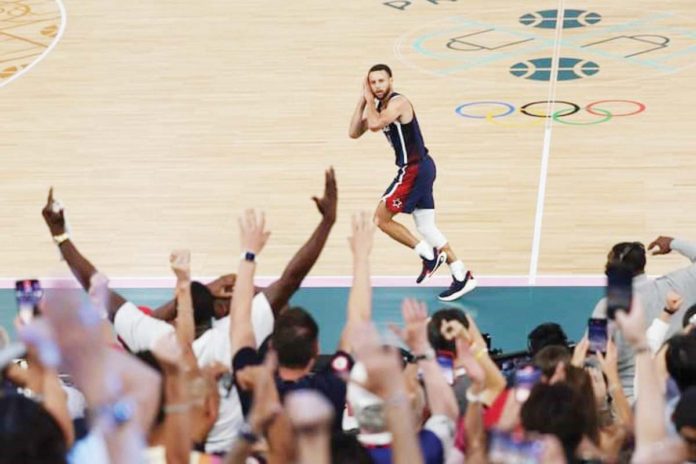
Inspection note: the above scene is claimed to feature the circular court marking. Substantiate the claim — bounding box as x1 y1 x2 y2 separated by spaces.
585 100 646 117
0 0 66 90
455 101 515 119
521 101 581 118
553 108 612 125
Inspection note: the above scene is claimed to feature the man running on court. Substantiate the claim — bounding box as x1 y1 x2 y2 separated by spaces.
348 63 476 301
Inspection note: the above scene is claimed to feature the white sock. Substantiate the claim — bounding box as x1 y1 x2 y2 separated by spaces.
414 240 434 260
449 260 467 281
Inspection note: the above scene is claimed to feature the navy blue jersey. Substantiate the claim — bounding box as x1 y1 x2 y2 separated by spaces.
377 93 429 167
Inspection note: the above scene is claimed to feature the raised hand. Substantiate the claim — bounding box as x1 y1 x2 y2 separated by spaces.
390 298 429 353
348 212 375 258
206 274 235 298
170 249 191 283
349 321 405 399
596 338 619 378
648 236 673 255
285 390 334 432
615 297 648 348
665 290 683 315
454 336 484 387
238 209 271 255
41 187 66 236
311 167 337 224
571 335 590 367
363 76 375 102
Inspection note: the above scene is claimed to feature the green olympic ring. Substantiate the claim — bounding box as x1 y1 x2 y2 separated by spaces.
552 107 612 125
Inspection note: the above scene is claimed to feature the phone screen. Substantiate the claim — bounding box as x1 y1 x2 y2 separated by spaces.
606 264 632 320
514 366 541 403
588 318 608 354
15 279 42 323
488 429 545 463
436 354 454 385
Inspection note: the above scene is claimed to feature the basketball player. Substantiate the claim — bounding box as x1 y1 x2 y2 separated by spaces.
348 64 476 301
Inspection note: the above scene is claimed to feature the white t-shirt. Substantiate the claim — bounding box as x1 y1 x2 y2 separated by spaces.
112 293 275 453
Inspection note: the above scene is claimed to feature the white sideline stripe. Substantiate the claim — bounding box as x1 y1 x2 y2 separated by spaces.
529 0 565 285
0 0 67 90
0 275 611 289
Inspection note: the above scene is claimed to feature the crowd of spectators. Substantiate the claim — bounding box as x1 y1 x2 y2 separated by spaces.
1 169 695 463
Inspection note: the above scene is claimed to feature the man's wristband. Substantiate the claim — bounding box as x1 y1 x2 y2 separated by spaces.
238 421 260 444
412 348 435 362
663 306 677 316
52 233 70 245
240 251 256 263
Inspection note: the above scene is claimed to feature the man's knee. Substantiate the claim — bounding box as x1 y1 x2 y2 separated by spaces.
374 205 393 231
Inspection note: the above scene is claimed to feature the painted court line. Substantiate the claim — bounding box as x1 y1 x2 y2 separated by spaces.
0 275 609 289
528 0 565 285
0 0 67 90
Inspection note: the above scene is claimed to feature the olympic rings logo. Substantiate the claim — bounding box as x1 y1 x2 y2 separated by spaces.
455 100 646 126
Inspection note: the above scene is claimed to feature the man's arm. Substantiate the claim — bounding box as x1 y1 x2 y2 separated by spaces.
348 93 368 139
649 235 696 262
230 210 271 358
338 212 374 352
41 188 126 319
395 299 459 422
364 93 411 132
262 168 337 314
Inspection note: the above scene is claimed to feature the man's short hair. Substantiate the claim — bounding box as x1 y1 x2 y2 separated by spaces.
607 242 646 276
191 281 215 335
521 383 586 459
427 308 470 353
532 345 571 377
665 334 696 392
368 64 392 77
272 307 319 369
683 303 696 328
527 323 568 356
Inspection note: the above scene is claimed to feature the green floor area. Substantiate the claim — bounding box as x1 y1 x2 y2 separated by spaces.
0 286 603 354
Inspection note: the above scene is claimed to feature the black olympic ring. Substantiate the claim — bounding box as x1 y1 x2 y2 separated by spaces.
520 100 581 118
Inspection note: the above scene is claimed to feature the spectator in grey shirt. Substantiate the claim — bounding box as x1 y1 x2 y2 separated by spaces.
591 236 696 401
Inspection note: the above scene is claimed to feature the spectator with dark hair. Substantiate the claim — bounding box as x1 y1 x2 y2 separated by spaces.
532 345 571 379
527 322 568 357
521 383 586 461
0 393 68 464
665 334 696 393
672 387 696 463
683 303 696 329
591 235 696 400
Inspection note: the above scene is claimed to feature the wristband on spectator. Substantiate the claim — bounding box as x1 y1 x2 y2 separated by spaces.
238 421 260 444
465 387 485 404
412 348 435 362
473 345 488 360
240 251 256 263
91 396 135 432
663 306 677 316
52 233 70 246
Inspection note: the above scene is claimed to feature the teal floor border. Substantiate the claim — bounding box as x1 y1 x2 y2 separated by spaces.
1 286 603 354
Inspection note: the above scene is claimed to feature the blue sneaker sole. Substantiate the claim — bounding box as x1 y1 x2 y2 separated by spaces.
438 277 478 301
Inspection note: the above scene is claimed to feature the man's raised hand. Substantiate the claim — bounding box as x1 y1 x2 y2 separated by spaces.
41 187 66 236
311 167 337 225
238 209 271 255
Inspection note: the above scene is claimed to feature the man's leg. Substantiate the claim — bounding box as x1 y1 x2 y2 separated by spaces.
373 201 420 248
412 208 476 300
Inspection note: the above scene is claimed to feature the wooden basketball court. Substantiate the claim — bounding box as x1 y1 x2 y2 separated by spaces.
2 0 696 285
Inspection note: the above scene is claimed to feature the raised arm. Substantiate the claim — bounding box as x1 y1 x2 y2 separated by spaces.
649 235 696 262
230 210 271 358
348 89 368 139
169 250 195 346
338 212 374 352
41 188 126 319
393 299 459 422
262 168 336 314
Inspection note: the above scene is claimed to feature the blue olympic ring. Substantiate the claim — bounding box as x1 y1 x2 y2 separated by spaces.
455 101 515 119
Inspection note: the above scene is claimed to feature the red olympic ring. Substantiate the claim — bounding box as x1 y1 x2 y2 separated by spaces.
584 100 646 117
